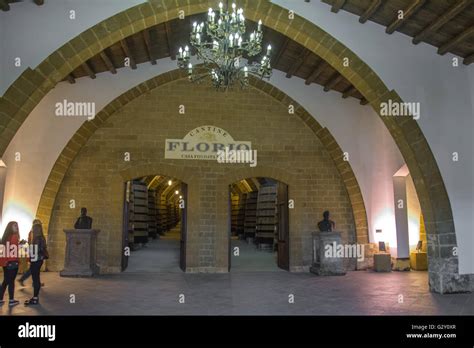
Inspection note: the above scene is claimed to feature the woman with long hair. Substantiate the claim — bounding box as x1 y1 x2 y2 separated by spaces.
0 221 20 307
24 223 48 306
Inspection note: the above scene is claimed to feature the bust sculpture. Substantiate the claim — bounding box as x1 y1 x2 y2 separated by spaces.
74 207 93 229
317 210 335 232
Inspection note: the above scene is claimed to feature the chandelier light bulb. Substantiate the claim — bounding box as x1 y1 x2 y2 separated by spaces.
232 3 236 10
168 180 172 186
258 19 262 31
219 2 223 10
244 66 248 77
175 190 179 195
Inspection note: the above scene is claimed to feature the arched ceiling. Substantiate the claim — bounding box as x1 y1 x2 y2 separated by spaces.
62 13 368 104
320 0 474 65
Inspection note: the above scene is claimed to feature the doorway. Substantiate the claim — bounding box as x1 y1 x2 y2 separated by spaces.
228 177 289 272
121 175 187 273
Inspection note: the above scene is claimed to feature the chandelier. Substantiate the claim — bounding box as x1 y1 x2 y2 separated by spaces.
177 1 273 90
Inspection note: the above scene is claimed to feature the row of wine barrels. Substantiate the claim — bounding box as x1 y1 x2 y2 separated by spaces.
256 185 278 249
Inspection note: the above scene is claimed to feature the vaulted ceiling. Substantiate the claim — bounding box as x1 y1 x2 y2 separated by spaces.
320 0 474 65
63 13 368 104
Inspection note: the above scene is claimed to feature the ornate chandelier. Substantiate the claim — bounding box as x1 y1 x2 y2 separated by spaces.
177 1 272 90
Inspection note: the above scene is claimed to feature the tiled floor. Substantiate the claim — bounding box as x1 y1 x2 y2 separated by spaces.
2 268 473 316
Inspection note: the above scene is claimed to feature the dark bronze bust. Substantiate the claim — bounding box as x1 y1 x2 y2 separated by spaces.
318 210 335 232
74 207 93 229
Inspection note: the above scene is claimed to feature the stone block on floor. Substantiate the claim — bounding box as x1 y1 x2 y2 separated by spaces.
410 251 427 271
374 253 391 272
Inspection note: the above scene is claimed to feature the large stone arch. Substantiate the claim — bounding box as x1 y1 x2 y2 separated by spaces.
0 0 463 292
36 70 368 249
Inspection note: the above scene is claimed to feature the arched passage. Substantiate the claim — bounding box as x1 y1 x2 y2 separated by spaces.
0 0 463 292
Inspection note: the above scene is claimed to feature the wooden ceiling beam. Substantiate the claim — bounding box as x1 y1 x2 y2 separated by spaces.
286 50 313 78
305 61 326 85
413 0 471 45
359 0 382 24
463 54 474 65
342 85 357 99
120 39 137 69
323 72 345 92
438 26 474 55
100 51 117 74
82 61 96 79
0 0 10 11
164 22 176 60
143 29 157 65
331 0 346 13
66 74 76 84
33 0 45 5
273 37 291 66
386 0 426 34
360 98 369 105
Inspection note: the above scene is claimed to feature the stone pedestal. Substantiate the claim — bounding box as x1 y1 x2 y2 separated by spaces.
410 251 427 271
60 229 100 277
374 253 392 272
310 231 346 276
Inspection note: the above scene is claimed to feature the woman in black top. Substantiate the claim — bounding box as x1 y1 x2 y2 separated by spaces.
24 223 48 306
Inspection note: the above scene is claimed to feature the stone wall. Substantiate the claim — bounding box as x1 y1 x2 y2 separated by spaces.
47 78 356 273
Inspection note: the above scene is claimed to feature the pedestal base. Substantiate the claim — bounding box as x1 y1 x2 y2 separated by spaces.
310 231 346 276
61 229 100 278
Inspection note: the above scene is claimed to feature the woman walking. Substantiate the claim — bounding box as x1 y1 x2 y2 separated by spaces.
24 223 48 306
0 221 21 307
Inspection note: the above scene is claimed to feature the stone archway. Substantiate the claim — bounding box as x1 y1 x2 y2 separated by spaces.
0 0 464 292
36 71 369 259
217 167 294 270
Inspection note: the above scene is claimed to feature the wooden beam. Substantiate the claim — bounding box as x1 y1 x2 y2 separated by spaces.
342 85 357 99
82 61 96 79
164 22 176 60
66 74 76 84
323 72 344 92
305 62 326 85
386 0 426 34
143 29 157 65
33 0 45 5
286 50 313 78
273 37 291 67
120 39 137 69
100 51 117 74
438 26 474 55
359 0 382 24
463 54 474 65
0 0 10 11
331 0 346 13
413 0 471 44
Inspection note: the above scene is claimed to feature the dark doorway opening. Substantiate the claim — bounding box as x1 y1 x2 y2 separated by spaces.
229 177 289 272
121 175 187 273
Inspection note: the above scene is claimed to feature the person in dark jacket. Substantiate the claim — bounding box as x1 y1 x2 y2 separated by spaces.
0 221 21 307
24 223 48 306
18 219 42 286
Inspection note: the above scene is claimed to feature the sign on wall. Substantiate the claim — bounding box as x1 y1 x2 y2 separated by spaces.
165 125 252 161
